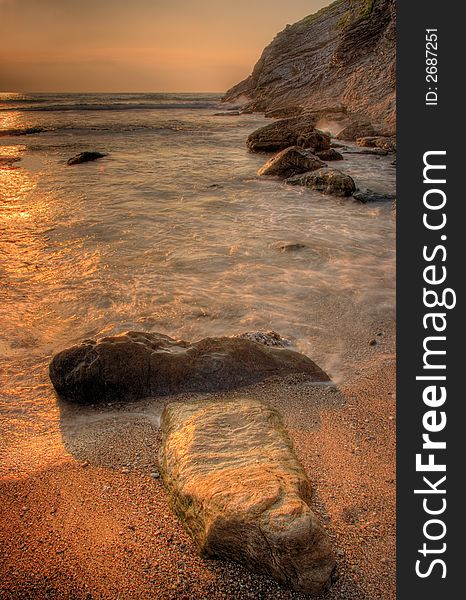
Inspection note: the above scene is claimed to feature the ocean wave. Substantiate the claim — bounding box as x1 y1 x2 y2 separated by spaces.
0 123 203 137
0 127 45 137
0 102 219 112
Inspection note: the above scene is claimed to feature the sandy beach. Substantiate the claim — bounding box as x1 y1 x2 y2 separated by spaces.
1 311 395 600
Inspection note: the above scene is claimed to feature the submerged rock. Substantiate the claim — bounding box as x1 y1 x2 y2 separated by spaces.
315 148 344 161
247 117 330 153
67 151 107 165
258 146 325 178
273 242 308 253
49 331 329 404
236 330 292 347
159 398 335 595
287 168 356 197
352 189 396 203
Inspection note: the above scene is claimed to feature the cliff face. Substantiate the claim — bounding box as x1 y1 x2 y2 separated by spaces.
223 0 396 135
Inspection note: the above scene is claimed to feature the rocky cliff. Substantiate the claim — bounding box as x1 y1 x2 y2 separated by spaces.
223 0 396 135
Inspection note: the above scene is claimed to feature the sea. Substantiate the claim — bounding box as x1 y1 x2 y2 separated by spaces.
0 92 396 476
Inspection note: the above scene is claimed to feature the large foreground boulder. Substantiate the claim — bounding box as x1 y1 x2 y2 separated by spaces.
159 398 335 595
287 168 356 197
258 146 325 178
247 117 330 153
49 331 329 404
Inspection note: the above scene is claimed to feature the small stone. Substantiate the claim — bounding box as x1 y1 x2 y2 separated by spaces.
81 461 90 468
151 471 161 479
121 467 130 474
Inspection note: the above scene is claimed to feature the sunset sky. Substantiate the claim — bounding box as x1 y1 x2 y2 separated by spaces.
0 0 329 93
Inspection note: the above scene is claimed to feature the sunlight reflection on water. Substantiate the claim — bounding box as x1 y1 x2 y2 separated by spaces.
0 96 396 476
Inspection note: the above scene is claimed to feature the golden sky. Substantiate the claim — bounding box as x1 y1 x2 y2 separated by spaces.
0 0 329 92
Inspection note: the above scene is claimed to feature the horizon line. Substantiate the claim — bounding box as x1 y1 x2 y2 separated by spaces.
0 90 228 95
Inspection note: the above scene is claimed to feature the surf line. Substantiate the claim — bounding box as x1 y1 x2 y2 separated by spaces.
414 150 456 580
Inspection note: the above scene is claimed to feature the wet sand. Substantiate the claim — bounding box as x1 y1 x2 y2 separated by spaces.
0 315 395 600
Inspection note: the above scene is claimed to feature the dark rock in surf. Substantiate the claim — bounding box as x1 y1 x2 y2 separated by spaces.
258 146 326 178
273 242 308 253
67 152 107 165
49 331 329 405
352 189 396 203
287 167 356 197
247 117 330 153
315 148 343 161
